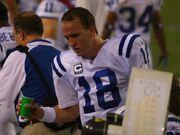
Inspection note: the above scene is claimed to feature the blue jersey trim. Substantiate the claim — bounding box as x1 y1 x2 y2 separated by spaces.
52 62 62 78
29 39 51 44
56 54 66 72
126 34 140 58
119 34 128 56
168 117 180 123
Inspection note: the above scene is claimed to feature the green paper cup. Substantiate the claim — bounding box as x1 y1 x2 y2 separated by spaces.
19 96 33 122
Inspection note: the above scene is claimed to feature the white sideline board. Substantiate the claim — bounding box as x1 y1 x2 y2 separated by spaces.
122 68 173 135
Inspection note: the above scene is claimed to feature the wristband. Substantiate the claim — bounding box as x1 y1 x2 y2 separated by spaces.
39 107 56 123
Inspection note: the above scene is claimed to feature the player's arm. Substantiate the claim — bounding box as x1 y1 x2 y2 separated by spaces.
152 11 168 66
30 104 79 124
130 35 152 69
41 17 58 43
4 0 18 24
54 104 79 123
102 11 117 39
29 70 80 124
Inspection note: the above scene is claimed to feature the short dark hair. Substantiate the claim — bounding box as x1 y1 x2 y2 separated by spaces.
0 1 8 21
13 11 43 35
62 7 98 33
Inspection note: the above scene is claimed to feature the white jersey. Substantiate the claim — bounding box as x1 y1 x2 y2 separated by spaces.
36 0 68 51
0 104 19 135
76 0 108 36
0 26 16 62
52 34 151 125
105 0 163 43
0 27 19 135
166 113 180 135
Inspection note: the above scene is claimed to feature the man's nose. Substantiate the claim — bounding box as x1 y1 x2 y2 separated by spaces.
68 38 76 47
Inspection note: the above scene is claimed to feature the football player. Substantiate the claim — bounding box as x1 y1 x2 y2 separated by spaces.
36 0 69 51
103 0 168 68
28 7 151 127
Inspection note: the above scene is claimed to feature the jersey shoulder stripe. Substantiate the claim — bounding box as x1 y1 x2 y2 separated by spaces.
118 34 140 58
52 54 66 77
126 34 140 57
168 115 180 123
52 61 62 78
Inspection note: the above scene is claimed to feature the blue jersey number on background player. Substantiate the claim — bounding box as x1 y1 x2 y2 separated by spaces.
119 5 153 33
45 2 53 12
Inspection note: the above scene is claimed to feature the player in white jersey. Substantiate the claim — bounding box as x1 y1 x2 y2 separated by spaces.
36 0 69 51
103 0 168 67
0 1 16 66
0 2 19 135
28 7 151 127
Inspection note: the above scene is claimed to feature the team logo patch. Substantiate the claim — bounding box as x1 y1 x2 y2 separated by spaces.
73 63 83 75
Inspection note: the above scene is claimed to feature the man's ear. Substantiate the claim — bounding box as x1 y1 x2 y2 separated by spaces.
20 31 26 41
90 26 97 37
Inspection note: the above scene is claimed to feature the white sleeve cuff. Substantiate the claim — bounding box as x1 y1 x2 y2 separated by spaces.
39 107 56 123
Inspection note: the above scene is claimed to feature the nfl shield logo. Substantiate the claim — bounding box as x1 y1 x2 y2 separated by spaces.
73 63 83 75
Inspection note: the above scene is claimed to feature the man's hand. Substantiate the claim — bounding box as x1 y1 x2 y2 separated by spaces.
16 101 44 120
30 103 44 120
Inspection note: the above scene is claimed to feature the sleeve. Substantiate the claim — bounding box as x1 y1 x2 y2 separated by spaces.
52 55 78 109
0 51 26 107
130 36 151 69
118 34 151 69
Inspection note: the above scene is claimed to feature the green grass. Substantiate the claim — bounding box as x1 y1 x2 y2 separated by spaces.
151 0 180 78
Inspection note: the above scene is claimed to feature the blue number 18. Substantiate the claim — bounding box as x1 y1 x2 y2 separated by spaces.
78 69 121 114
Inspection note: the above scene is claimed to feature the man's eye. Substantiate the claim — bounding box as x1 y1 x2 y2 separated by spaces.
71 34 79 38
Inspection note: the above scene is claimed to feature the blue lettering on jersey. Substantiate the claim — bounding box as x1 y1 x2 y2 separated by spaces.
0 32 14 42
45 2 53 13
78 68 121 114
119 5 153 33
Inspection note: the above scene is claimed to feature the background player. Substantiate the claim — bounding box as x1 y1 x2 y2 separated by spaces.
36 0 70 51
0 2 20 135
103 0 168 68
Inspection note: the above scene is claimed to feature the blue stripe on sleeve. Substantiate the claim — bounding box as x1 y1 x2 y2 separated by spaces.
118 34 129 56
56 54 66 72
140 48 147 64
52 62 62 78
168 117 180 123
126 34 140 58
